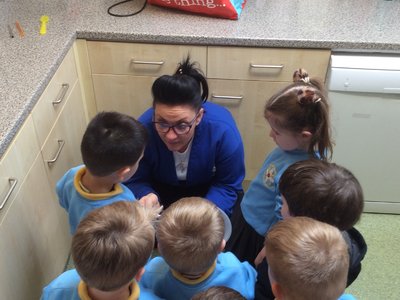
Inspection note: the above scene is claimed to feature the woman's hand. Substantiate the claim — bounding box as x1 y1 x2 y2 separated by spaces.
138 193 160 209
139 193 163 218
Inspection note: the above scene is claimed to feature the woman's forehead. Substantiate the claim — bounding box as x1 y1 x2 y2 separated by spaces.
154 104 197 120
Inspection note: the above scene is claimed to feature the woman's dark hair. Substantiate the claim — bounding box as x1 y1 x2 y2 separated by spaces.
151 56 208 111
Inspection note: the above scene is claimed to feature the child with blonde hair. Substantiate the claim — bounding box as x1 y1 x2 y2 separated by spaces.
265 217 355 300
41 201 162 299
226 69 333 265
141 197 256 300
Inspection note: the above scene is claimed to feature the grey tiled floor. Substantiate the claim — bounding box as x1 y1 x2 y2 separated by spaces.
346 213 400 299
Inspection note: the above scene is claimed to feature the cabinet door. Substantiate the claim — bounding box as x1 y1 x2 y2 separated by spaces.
209 79 288 180
41 81 87 192
92 74 155 118
0 154 71 300
0 116 39 223
32 48 78 147
87 41 207 75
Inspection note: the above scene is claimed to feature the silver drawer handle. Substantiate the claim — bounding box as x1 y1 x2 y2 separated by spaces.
249 63 284 69
52 83 70 105
46 139 65 165
211 94 243 101
130 59 165 66
0 178 18 210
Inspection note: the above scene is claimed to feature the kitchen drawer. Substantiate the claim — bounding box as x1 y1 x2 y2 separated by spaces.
207 46 331 81
32 47 78 147
87 41 207 75
0 116 40 222
92 74 155 118
41 82 86 192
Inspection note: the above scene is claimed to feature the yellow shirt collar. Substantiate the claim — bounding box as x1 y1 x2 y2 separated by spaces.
74 166 123 200
171 261 217 285
78 280 140 300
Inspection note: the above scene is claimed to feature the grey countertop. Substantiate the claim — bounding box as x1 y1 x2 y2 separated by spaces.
1 0 400 158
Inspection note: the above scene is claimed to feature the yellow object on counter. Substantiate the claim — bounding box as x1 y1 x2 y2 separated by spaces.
40 15 49 35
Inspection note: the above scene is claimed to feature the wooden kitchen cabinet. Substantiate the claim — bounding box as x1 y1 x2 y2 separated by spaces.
0 116 40 223
41 81 87 192
0 117 44 299
90 74 156 118
208 46 331 181
0 153 70 299
87 41 207 118
0 42 88 300
32 44 87 194
208 79 287 179
0 116 71 299
31 47 78 147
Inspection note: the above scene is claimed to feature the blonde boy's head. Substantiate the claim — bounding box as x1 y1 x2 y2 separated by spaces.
157 197 224 274
72 201 156 291
265 217 349 300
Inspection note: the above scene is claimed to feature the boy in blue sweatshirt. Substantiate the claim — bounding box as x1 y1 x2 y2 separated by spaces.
41 201 162 300
141 197 257 300
265 217 356 300
57 111 159 234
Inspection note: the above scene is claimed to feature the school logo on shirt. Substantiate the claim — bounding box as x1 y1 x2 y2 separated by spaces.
263 164 277 189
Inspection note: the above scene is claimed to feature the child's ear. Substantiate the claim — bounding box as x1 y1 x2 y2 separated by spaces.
271 282 284 300
220 239 226 252
116 166 131 180
301 130 312 139
134 267 145 282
